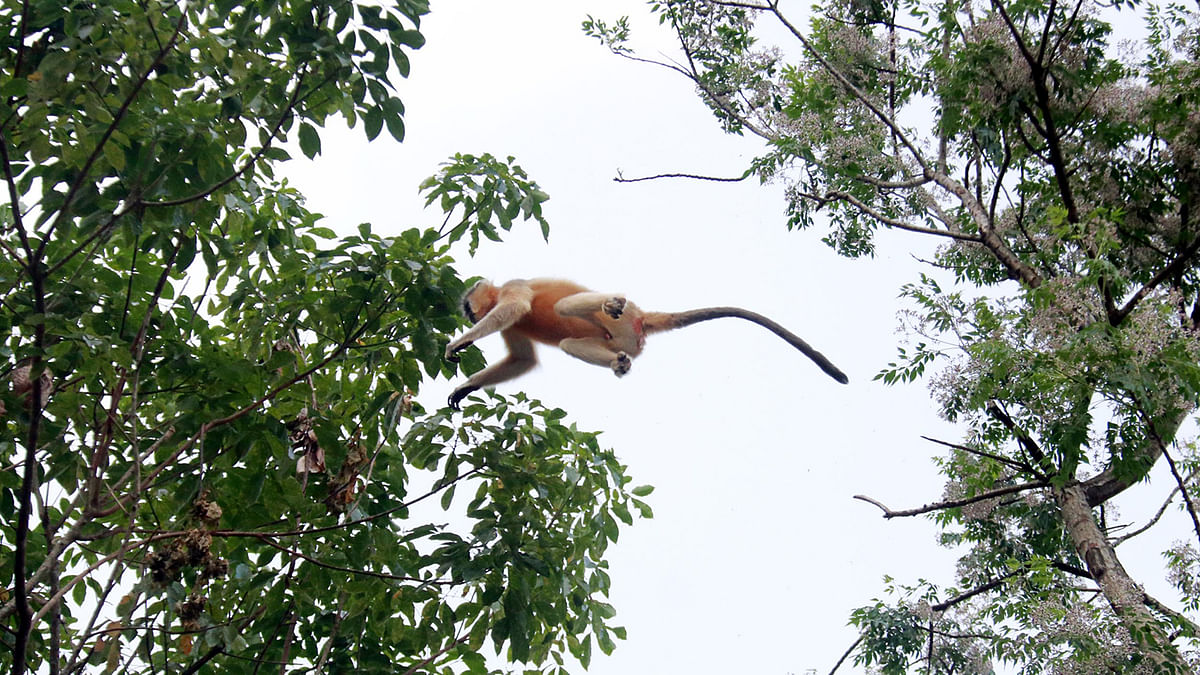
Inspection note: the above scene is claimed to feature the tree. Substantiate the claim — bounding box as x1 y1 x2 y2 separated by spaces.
0 1 645 673
588 0 1200 671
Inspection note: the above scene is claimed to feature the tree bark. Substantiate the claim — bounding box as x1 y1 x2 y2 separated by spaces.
1057 482 1188 671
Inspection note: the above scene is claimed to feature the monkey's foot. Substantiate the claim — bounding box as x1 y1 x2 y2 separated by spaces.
603 297 626 319
610 351 631 377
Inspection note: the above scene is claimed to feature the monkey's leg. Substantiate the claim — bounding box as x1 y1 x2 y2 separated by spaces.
448 333 536 409
559 338 631 377
554 293 626 320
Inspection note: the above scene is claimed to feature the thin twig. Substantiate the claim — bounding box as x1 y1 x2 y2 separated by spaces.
854 480 1046 519
613 171 749 183
250 535 458 585
920 435 1042 478
931 570 1021 612
1161 442 1200 550
1113 467 1199 546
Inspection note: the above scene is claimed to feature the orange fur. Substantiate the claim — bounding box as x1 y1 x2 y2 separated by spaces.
513 280 608 345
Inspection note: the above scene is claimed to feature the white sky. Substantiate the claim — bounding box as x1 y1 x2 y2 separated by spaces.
280 1 1192 673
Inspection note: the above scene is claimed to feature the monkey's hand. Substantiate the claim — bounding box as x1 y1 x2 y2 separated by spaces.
445 340 471 363
610 351 631 377
447 385 475 411
602 297 626 319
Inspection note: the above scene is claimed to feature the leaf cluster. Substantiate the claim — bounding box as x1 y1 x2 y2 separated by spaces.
0 2 648 673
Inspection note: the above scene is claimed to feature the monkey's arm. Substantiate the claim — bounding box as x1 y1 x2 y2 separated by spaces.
448 331 537 409
445 282 534 361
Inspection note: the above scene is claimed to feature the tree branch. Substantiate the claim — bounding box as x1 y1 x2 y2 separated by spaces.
1111 233 1200 325
179 646 225 675
613 170 749 183
43 9 188 249
138 67 313 209
401 634 470 675
986 401 1051 472
11 0 32 80
1144 592 1200 639
805 188 983 242
990 0 1079 227
1113 467 1199 546
249 535 459 585
854 480 1045 519
931 570 1022 611
0 130 31 265
920 435 1043 478
1152 427 1200 550
827 635 863 675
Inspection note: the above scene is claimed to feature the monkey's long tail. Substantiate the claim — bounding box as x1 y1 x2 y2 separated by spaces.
645 308 849 384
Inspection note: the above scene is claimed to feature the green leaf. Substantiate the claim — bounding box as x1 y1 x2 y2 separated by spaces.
298 123 321 159
385 112 405 142
364 108 383 140
393 29 426 48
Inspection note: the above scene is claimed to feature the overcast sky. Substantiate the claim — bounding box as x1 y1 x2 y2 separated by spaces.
280 2 1189 673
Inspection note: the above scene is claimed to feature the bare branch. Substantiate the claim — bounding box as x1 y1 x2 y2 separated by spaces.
604 45 694 79
920 435 1043 478
1113 466 1200 546
854 480 1045 519
614 170 749 183
1160 438 1200 550
852 173 935 190
932 570 1021 611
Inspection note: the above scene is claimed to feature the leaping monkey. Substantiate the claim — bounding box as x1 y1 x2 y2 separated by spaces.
444 278 848 409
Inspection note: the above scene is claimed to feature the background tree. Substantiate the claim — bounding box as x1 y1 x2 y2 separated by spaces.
0 1 645 673
589 0 1200 671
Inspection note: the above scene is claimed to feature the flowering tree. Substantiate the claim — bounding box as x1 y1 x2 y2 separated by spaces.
0 2 643 673
589 0 1200 671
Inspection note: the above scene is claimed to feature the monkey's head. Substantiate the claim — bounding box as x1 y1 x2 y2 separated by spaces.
461 280 498 324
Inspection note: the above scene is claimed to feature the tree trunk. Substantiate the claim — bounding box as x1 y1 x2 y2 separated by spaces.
1057 482 1187 671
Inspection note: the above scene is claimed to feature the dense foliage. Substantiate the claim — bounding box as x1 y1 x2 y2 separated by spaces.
0 2 644 673
590 0 1200 671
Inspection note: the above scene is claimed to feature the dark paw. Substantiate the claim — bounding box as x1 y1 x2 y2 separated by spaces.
611 351 631 377
603 297 626 319
448 386 473 411
445 341 470 363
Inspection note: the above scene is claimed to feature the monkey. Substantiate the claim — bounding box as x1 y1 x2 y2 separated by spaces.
443 278 848 410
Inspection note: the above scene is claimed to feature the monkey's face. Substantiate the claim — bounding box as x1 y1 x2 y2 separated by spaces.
461 280 491 324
